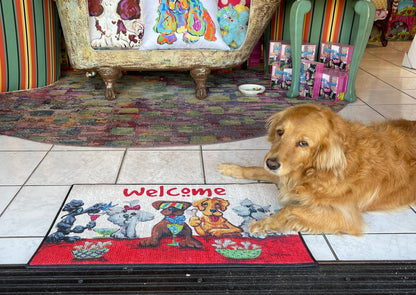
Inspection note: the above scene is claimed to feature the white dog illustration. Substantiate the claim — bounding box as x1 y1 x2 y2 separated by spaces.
233 198 272 237
106 201 154 239
89 0 144 48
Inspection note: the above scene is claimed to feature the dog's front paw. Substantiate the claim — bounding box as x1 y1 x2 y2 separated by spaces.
91 38 106 48
248 217 283 237
111 231 126 239
188 216 201 227
138 237 159 248
179 238 203 249
216 163 245 179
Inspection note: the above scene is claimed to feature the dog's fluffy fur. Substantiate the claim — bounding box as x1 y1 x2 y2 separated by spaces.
217 104 416 236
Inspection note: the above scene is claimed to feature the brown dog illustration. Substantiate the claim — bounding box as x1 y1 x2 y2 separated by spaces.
139 201 203 249
189 197 242 237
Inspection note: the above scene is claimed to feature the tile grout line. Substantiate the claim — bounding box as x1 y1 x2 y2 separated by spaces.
0 145 55 219
356 99 388 119
0 236 44 239
200 146 207 184
359 52 416 101
322 234 340 261
359 69 416 101
114 148 128 184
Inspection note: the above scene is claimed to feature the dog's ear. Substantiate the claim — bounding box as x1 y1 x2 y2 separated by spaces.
217 198 230 212
266 111 284 141
314 139 346 175
193 198 208 210
151 201 165 210
180 202 192 210
314 112 348 176
232 205 249 216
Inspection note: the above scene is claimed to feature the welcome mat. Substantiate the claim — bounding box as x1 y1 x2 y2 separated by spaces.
29 184 315 268
0 69 347 147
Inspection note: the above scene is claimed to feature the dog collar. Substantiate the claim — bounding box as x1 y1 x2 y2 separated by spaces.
165 215 186 225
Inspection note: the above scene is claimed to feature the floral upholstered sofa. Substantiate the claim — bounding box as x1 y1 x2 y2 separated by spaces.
55 0 280 100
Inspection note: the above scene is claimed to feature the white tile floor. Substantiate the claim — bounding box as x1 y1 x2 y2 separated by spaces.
0 42 415 265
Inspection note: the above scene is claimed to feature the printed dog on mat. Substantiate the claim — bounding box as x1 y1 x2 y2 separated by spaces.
218 104 416 236
189 197 242 237
232 198 272 237
139 201 203 249
106 201 154 239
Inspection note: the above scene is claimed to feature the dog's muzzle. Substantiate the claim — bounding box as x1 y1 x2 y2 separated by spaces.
266 158 281 170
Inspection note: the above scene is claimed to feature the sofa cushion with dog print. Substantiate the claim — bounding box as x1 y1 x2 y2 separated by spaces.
88 0 144 49
140 0 230 50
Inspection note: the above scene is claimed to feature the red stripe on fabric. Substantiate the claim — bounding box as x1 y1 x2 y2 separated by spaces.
331 0 344 42
277 2 285 40
303 11 311 42
270 2 285 41
322 0 334 42
0 18 6 92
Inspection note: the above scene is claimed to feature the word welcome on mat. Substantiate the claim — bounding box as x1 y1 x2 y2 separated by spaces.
29 184 314 267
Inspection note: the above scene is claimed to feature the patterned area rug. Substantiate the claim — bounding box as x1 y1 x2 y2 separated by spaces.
0 69 348 147
29 184 315 267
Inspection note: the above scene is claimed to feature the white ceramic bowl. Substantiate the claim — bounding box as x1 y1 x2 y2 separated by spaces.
238 84 266 96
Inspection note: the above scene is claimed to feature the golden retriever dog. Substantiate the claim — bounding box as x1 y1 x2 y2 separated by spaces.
189 197 242 237
217 104 416 236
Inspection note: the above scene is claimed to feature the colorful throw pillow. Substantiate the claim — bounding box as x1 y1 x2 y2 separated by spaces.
217 4 249 49
140 0 230 50
88 0 144 49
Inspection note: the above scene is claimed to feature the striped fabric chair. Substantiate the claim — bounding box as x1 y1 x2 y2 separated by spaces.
0 0 61 93
266 0 396 49
264 0 375 102
267 0 365 48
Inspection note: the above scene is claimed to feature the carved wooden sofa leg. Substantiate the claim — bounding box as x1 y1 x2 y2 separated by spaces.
97 67 121 101
190 67 211 100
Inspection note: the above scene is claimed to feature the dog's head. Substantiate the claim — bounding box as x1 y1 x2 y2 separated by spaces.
107 202 154 226
265 104 348 177
232 198 271 221
152 201 191 217
193 197 229 217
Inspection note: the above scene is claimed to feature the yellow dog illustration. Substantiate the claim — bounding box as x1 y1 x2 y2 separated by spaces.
189 197 242 237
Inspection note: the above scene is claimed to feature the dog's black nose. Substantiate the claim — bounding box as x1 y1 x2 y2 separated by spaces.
266 158 281 170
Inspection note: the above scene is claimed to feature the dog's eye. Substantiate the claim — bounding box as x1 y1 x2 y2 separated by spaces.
276 129 284 136
297 141 309 147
